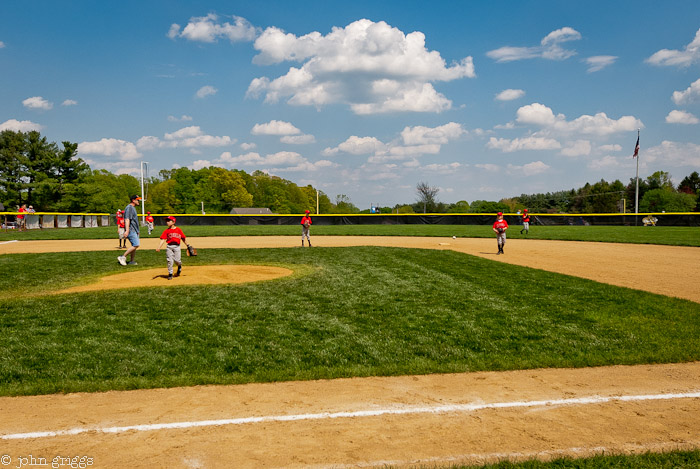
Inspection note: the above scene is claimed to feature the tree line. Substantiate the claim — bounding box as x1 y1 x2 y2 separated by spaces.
1 130 698 214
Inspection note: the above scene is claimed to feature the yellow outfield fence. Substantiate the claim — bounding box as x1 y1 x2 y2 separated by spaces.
2 211 699 229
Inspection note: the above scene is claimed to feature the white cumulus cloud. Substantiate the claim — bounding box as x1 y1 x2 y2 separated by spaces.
168 14 258 43
646 28 700 67
280 134 315 144
487 27 581 62
560 140 592 157
515 103 643 136
22 96 53 110
643 140 700 167
136 126 234 151
0 119 43 132
195 85 218 98
247 19 475 114
672 78 700 105
62 99 78 106
400 122 466 145
584 55 617 73
495 89 525 101
323 136 386 156
251 120 301 135
666 110 699 125
507 161 551 176
487 136 561 152
79 138 142 160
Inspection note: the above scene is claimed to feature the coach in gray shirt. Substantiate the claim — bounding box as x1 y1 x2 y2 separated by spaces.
118 195 141 266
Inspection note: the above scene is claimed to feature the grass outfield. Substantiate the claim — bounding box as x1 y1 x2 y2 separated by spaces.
1 224 699 246
1 247 698 396
455 449 700 468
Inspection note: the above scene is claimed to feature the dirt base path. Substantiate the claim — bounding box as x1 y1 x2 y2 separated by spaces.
1 363 699 468
1 236 699 468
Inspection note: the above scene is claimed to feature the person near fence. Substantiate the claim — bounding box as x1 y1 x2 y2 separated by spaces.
301 210 312 247
492 212 508 255
156 216 186 280
118 196 141 266
116 209 126 248
17 204 27 231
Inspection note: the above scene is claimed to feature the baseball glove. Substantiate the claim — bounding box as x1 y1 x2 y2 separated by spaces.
497 228 504 233
186 244 197 256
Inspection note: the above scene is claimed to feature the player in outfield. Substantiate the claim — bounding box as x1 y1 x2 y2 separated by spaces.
145 211 154 235
492 211 508 255
520 209 530 235
301 210 312 247
156 216 185 280
116 209 126 248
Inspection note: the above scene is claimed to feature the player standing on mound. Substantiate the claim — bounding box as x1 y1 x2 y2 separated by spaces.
156 216 186 280
145 211 154 235
301 210 312 247
520 209 530 235
492 211 508 255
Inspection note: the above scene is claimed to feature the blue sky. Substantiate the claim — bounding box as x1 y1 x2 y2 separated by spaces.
2 1 700 209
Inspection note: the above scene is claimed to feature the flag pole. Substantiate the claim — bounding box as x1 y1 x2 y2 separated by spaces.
634 129 640 214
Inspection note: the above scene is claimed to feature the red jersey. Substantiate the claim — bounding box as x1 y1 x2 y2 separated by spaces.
160 227 186 245
116 212 125 228
17 207 26 219
301 216 312 226
146 215 154 223
493 219 508 231
522 213 530 223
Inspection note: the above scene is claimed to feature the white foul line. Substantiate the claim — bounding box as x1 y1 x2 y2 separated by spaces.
2 391 699 441
0 240 18 245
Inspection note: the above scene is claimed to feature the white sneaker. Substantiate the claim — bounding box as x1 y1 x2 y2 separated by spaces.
117 256 127 266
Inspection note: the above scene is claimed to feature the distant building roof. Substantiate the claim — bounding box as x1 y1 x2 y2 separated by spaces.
230 208 274 215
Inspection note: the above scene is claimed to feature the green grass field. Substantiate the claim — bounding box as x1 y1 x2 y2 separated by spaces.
1 246 699 397
1 224 699 246
455 450 700 468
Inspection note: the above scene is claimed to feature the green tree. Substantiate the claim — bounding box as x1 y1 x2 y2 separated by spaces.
0 130 27 208
468 200 509 213
640 189 696 212
331 194 360 213
447 200 470 213
147 179 180 213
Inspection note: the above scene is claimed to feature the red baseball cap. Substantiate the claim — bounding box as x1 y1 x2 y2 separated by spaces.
305 210 310 214
497 212 503 216
166 216 176 223
147 211 151 214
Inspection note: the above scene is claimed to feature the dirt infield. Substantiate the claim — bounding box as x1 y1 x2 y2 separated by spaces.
51 265 293 295
1 236 699 468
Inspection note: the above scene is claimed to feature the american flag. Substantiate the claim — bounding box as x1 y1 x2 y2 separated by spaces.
632 135 639 158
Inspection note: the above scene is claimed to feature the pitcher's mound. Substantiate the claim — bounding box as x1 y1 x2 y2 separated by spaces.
54 265 294 294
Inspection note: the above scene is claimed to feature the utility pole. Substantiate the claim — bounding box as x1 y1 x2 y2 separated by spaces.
140 161 148 222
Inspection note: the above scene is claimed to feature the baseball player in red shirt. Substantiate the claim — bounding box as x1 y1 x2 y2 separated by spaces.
156 216 186 280
520 209 530 235
116 209 126 248
145 212 155 235
301 210 312 247
492 212 508 255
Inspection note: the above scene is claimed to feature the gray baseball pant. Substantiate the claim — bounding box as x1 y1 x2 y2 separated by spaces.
166 244 182 274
